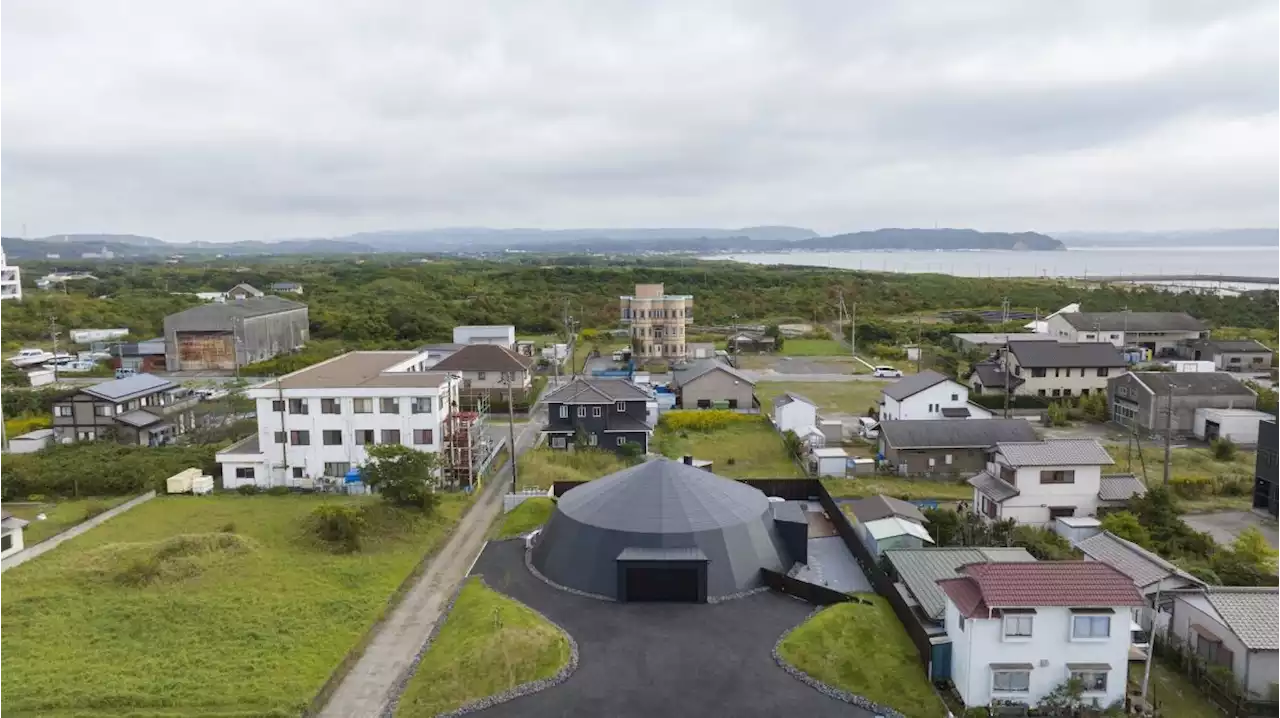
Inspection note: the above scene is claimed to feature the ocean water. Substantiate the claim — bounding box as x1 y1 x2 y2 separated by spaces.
705 246 1279 283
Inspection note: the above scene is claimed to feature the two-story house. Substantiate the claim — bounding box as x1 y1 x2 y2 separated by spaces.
968 440 1119 526
52 374 197 446
939 561 1144 709
215 351 460 488
541 378 652 454
427 344 534 392
1045 312 1208 356
1005 341 1127 399
880 370 993 421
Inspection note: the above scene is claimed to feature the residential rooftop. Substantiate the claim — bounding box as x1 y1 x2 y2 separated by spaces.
882 370 952 401
83 374 176 401
429 344 533 372
1007 340 1127 368
1127 371 1256 397
995 439 1115 467
260 351 452 390
1076 531 1203 589
1058 311 1208 332
937 561 1144 618
878 418 1038 450
542 377 652 404
886 547 1037 620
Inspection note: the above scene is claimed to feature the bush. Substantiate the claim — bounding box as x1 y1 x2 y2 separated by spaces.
658 410 755 432
236 485 260 495
969 393 1050 410
5 414 52 439
1170 474 1213 499
220 522 237 533
1077 392 1109 422
1045 402 1069 427
265 486 290 496
616 442 644 462
1011 525 1078 560
1 443 220 500
308 504 366 553
1216 474 1252 496
81 502 109 521
1210 437 1238 461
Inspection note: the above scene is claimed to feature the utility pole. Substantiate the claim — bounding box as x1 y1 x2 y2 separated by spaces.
49 315 61 383
850 302 857 358
1002 340 1011 419
1162 384 1175 485
504 377 518 491
1140 571 1174 703
915 315 923 374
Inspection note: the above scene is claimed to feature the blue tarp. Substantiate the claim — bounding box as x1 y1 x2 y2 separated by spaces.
344 468 362 484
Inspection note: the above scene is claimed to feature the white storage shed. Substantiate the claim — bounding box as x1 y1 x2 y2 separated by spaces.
7 429 54 454
1193 408 1275 446
1053 516 1102 545
810 447 849 477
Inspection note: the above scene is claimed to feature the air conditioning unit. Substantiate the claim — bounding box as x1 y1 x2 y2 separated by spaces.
1038 659 1050 667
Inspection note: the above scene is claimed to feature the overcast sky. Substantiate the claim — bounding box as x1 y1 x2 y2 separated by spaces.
3 1 1277 242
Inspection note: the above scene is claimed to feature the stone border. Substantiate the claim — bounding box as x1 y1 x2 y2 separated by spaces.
772 606 908 718
382 576 580 718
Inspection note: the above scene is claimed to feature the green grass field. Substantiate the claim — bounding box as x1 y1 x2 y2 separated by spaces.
755 380 889 417
822 477 972 502
395 578 570 717
517 448 631 490
3 496 132 545
778 339 848 356
1106 442 1258 512
1129 662 1222 718
1 493 472 717
652 417 804 478
777 596 948 718
494 498 556 539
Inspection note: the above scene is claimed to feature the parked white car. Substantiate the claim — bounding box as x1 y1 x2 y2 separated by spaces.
872 365 903 378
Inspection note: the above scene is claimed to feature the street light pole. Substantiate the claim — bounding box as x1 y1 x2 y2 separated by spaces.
503 376 518 491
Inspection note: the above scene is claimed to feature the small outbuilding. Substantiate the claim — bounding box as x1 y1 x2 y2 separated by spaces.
1 511 29 558
530 458 791 602
7 428 54 454
1193 408 1276 446
809 447 849 477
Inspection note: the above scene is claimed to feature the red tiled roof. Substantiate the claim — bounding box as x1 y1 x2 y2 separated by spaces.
938 577 988 618
941 562 1143 614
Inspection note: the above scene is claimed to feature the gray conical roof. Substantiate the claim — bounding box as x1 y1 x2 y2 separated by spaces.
557 458 771 534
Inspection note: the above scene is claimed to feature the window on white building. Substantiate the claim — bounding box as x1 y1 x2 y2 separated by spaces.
352 398 373 414
321 398 340 414
1003 614 1033 638
354 429 374 445
288 399 308 415
289 430 310 446
380 398 399 414
477 371 487 380
322 430 342 446
1069 669 1108 693
235 467 256 479
272 400 285 412
323 462 350 477
1071 614 1111 639
413 429 433 445
381 429 401 444
293 467 304 479
991 669 1030 693
412 398 432 414
274 431 286 443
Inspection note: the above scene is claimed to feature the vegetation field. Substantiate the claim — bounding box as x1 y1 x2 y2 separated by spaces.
1 493 472 717
1128 662 1221 718
777 596 947 718
822 477 972 503
1106 442 1258 513
652 413 804 478
517 448 630 490
778 339 848 356
395 578 570 717
2 496 132 545
494 498 556 539
755 380 889 417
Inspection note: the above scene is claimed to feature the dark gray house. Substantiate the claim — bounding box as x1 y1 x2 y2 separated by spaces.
163 296 308 372
51 374 197 446
541 378 652 454
531 458 790 602
877 418 1039 476
1108 371 1257 436
1256 419 1278 518
671 359 756 410
1183 339 1274 373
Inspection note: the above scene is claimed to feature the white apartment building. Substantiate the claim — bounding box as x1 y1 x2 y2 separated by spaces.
1045 312 1207 355
620 283 693 360
216 351 459 488
941 561 1143 709
0 247 21 301
880 370 993 421
969 440 1117 526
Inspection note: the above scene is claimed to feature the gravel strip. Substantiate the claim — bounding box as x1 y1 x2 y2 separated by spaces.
382 577 580 718
771 607 908 718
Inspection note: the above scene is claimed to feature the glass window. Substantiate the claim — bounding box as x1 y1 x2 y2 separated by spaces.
235 467 255 479
616 401 625 412
1072 615 1111 639
354 429 374 445
380 398 399 414
588 433 598 446
271 399 285 412
1040 470 1075 484
552 437 566 448
616 436 626 446
324 462 351 477
413 429 433 445
593 406 602 417
289 430 310 446
559 405 568 418
477 371 487 380
54 405 73 417
274 431 286 443
288 399 308 415
992 670 1030 693
323 430 342 446
1070 670 1108 693
1031 368 1046 378
1097 367 1110 377
292 467 304 479
1003 615 1033 638
577 406 586 417
93 404 113 416
352 398 373 414
381 429 401 444
411 397 432 414
321 398 340 414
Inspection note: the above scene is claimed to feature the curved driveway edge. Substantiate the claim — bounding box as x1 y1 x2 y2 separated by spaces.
772 607 909 718
382 576 580 718
1 490 156 572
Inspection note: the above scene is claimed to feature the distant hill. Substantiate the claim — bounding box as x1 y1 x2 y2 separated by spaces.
27 233 171 247
797 228 1063 251
1052 229 1278 247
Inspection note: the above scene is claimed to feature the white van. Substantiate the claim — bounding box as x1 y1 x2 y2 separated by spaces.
872 365 903 378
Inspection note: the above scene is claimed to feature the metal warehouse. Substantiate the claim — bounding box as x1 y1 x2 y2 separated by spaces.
531 458 791 602
163 296 309 372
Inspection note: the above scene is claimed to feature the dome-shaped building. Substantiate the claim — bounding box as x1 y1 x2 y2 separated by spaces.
530 458 791 602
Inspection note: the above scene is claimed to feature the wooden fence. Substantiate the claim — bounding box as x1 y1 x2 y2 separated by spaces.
760 568 851 605
1151 630 1279 718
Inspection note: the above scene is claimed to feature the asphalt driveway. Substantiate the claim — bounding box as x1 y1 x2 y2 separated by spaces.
469 541 869 718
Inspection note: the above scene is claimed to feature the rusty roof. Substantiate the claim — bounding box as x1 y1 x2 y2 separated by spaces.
938 561 1144 617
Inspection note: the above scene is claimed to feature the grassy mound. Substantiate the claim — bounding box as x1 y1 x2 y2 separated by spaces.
76 532 259 586
494 498 555 539
395 578 571 717
777 595 947 718
517 448 630 490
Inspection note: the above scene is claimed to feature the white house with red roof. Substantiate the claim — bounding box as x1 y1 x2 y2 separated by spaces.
939 561 1144 709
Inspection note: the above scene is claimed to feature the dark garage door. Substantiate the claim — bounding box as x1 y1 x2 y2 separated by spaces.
624 566 701 602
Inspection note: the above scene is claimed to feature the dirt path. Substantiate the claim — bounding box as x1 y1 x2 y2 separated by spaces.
318 415 545 717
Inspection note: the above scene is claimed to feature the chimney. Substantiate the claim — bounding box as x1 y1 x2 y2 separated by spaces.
683 455 693 466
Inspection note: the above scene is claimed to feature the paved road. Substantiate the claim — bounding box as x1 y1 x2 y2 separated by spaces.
318 404 546 717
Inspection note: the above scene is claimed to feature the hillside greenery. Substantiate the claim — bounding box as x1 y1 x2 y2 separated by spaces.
4 259 1274 349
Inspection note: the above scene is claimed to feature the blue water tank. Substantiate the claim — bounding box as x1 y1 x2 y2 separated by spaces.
344 468 362 484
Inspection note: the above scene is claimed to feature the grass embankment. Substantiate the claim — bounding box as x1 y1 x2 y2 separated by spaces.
395 578 570 717
1 493 471 717
517 448 630 490
653 412 804 478
778 339 849 356
756 380 889 417
822 477 972 503
1128 662 1222 718
1106 443 1258 513
777 596 947 718
494 498 556 539
3 496 132 545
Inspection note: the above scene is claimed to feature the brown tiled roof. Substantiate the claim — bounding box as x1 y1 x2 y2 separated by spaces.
938 561 1143 617
429 344 533 372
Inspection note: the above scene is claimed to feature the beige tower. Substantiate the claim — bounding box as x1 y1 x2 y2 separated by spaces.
619 283 694 361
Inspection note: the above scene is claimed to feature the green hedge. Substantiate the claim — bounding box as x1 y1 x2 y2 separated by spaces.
2 443 221 500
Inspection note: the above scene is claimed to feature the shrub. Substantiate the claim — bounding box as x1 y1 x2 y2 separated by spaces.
1011 525 1078 560
5 414 52 439
265 486 291 496
616 442 644 462
220 522 237 533
308 504 366 553
81 502 109 521
236 485 261 495
1210 437 1238 461
658 410 754 432
1 442 219 500
1045 402 1069 427
1170 474 1213 499
1216 474 1252 496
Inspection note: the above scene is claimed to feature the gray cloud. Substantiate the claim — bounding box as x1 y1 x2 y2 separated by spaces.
2 0 1276 242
